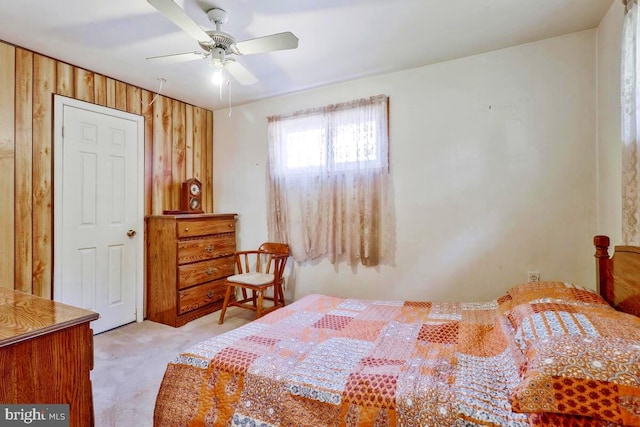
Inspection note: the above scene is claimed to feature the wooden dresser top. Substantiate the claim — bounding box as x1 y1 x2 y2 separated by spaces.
145 213 237 220
0 288 99 347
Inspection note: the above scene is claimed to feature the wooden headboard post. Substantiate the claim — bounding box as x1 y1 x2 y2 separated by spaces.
594 235 640 316
594 235 614 305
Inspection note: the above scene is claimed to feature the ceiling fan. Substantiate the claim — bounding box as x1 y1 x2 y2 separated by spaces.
146 0 299 85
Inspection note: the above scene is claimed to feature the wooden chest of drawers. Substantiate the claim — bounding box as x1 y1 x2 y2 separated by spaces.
146 213 237 327
0 288 98 427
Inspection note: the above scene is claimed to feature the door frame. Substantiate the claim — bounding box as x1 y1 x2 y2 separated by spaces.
53 95 145 325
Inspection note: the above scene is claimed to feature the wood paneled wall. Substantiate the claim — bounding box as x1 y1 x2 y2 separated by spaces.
0 40 214 298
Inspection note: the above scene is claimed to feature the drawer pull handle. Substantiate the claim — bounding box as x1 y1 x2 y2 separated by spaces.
184 227 189 232
207 290 215 299
205 267 214 275
205 245 215 253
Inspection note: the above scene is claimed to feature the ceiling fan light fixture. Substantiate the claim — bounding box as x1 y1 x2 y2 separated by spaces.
211 69 224 86
209 48 226 86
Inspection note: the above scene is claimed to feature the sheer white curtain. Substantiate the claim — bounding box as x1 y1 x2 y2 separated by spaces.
266 95 394 266
622 0 640 244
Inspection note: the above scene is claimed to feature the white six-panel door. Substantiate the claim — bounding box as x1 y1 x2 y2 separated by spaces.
54 96 144 334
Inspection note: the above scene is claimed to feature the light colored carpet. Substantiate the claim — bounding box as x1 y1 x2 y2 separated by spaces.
92 308 254 427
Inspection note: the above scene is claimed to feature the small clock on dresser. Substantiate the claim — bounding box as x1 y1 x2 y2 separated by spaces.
181 178 204 213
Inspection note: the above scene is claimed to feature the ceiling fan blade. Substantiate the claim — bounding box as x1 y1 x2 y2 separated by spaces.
233 32 298 55
225 61 258 85
146 51 206 63
147 0 211 42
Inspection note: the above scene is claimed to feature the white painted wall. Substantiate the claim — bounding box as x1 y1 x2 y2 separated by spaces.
214 30 597 302
597 0 624 243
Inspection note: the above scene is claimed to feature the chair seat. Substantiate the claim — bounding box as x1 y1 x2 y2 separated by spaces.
228 272 274 286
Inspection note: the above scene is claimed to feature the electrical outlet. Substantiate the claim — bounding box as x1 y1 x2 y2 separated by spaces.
528 271 540 283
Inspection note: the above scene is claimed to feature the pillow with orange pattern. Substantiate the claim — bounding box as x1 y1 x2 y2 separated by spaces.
527 411 628 427
510 333 640 426
504 282 625 353
506 298 640 352
506 281 608 308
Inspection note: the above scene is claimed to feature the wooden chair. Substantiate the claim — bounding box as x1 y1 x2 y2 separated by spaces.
218 242 290 324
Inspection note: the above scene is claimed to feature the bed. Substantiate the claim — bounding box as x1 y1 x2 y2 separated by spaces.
154 236 640 426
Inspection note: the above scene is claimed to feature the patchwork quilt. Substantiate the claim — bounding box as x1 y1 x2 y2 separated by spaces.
153 282 640 426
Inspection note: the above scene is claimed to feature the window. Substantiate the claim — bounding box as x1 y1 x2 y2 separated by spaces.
278 117 385 173
266 95 393 266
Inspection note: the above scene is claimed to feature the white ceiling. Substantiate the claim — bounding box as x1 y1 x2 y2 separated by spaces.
0 0 614 111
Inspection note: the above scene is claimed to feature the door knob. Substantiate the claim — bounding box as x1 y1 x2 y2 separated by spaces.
127 230 137 238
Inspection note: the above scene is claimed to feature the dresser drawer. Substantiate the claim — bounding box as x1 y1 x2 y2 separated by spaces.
178 255 235 289
176 218 235 239
177 234 236 265
178 280 226 314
